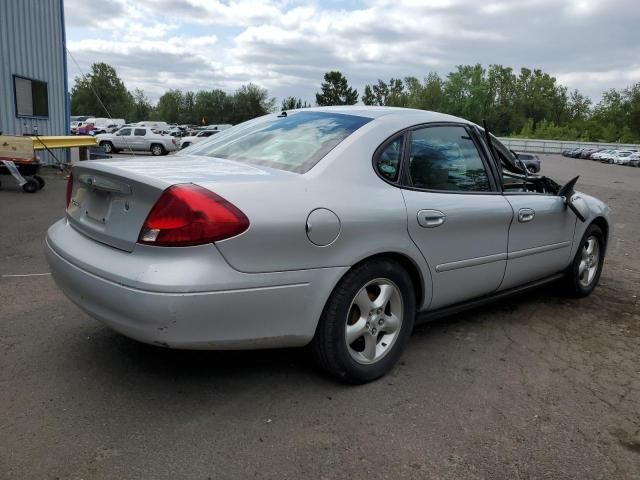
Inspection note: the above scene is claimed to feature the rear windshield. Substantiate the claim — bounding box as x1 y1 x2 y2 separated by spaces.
183 111 372 173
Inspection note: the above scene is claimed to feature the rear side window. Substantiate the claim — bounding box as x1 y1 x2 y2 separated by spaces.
186 111 372 173
408 125 490 192
375 136 403 182
134 129 146 136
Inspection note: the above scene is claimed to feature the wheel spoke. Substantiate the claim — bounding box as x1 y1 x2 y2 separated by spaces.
353 288 373 314
346 318 367 344
586 239 595 254
578 260 587 277
372 284 393 309
381 313 401 333
362 334 377 361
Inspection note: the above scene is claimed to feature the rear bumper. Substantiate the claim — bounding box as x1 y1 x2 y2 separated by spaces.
45 219 347 349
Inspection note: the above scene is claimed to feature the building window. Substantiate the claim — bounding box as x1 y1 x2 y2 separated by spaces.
14 75 49 118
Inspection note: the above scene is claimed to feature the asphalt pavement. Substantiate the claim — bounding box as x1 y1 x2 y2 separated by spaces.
1 155 639 479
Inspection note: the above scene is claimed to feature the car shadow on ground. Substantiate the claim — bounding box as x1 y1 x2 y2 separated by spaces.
66 282 562 391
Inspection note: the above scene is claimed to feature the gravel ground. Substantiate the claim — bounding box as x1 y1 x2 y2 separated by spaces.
1 155 639 479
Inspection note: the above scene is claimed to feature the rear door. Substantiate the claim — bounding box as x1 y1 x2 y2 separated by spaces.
398 124 513 310
132 128 148 150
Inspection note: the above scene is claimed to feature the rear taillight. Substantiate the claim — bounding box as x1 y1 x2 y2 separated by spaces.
172 138 176 145
138 184 249 247
65 173 73 208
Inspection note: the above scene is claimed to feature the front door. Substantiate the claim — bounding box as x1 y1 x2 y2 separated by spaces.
400 124 514 310
488 137 577 290
500 194 576 289
113 127 132 150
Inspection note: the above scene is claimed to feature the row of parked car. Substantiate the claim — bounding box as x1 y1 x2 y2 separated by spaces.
562 147 640 166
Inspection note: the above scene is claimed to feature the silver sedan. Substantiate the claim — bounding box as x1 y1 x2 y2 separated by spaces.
46 107 609 383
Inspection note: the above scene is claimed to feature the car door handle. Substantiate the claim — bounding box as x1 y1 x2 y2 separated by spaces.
518 208 535 223
417 210 446 228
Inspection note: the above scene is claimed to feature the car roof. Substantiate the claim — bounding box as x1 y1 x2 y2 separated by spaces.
299 106 472 124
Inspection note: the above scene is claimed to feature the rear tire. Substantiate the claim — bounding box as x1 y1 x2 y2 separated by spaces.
151 144 165 156
100 141 114 154
563 224 605 297
311 258 416 384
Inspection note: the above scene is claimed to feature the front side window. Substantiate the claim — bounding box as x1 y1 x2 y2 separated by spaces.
134 129 146 136
408 125 490 192
118 128 132 136
14 76 48 117
185 111 372 173
375 136 403 182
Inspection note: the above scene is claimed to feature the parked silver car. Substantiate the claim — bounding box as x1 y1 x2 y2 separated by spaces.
96 127 178 156
46 107 609 383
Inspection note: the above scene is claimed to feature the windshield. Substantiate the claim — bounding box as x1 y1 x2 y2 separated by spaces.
183 111 372 173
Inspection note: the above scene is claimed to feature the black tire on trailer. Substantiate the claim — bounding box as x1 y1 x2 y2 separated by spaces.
32 175 45 189
22 178 39 193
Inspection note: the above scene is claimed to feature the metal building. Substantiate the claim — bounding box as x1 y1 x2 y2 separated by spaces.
0 0 68 163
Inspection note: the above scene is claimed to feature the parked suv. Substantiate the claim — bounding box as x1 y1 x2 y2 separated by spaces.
96 127 178 156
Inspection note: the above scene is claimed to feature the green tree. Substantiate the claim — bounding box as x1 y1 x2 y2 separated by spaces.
404 73 448 112
155 89 184 123
315 71 358 106
195 89 229 125
362 79 407 106
127 89 152 122
281 96 310 110
180 91 196 124
227 84 275 124
70 62 132 118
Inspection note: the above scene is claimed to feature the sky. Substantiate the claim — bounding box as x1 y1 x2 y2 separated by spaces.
63 0 640 105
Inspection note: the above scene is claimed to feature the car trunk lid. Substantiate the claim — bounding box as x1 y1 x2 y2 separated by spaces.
66 155 292 252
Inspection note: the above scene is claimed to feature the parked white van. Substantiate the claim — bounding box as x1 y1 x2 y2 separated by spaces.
136 121 169 131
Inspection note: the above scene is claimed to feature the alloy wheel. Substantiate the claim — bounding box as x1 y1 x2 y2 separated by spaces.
345 278 403 365
578 236 600 287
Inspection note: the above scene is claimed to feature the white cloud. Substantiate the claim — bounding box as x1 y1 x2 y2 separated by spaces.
64 0 640 104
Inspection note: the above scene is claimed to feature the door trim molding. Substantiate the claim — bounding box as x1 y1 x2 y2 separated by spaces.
435 252 507 272
508 241 571 260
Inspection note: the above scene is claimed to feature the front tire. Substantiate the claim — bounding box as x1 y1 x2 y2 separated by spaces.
564 224 605 297
311 258 416 384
